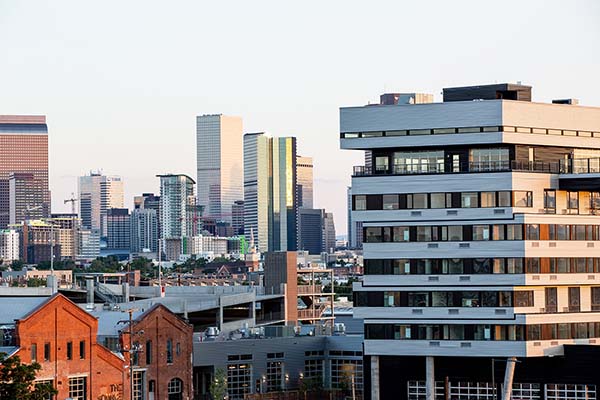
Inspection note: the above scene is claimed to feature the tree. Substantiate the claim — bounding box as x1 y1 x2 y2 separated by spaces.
209 368 228 400
0 353 57 400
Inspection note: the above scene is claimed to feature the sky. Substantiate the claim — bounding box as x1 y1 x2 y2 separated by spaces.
1 0 599 235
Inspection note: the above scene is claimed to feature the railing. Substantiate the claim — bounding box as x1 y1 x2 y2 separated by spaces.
560 158 600 174
95 282 124 304
297 285 324 294
298 304 329 320
353 160 561 176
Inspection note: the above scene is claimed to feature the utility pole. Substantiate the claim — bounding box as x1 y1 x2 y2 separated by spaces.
126 308 140 400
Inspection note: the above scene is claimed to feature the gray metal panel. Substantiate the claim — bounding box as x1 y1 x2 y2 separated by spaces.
340 101 502 132
0 297 49 323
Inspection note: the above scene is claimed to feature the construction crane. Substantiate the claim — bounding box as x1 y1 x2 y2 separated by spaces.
64 193 78 215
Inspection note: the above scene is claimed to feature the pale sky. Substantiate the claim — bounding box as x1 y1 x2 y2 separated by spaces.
1 0 599 235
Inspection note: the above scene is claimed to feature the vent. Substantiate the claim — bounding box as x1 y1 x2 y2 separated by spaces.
531 242 540 247
587 243 595 248
590 339 597 344
459 276 471 281
551 341 559 346
447 210 458 216
448 309 459 315
532 275 540 280
549 242 557 247
411 211 422 217
429 341 440 347
459 243 470 248
412 309 423 315
493 209 506 215
588 275 596 280
495 309 507 315
460 342 472 348
550 275 557 280
533 342 541 347
428 276 440 281
428 243 439 248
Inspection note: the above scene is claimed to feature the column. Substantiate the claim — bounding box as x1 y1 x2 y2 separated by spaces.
371 355 380 400
502 357 517 400
426 356 435 400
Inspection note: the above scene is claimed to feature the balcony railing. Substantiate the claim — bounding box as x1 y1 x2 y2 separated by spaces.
353 160 561 176
561 158 600 174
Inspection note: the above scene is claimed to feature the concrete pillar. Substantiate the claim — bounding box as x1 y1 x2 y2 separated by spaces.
502 357 517 400
122 282 130 302
371 355 380 400
85 277 94 308
46 274 58 294
426 356 435 400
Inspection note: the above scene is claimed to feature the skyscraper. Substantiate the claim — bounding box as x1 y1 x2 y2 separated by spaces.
9 172 46 224
344 84 600 399
298 208 324 254
244 133 297 253
130 208 158 253
322 211 336 253
105 208 130 250
196 114 243 223
296 155 314 209
0 115 50 228
78 172 124 236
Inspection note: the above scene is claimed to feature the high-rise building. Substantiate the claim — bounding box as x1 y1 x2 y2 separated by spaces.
134 192 160 211
9 172 46 224
344 83 600 399
105 208 130 250
296 155 314 209
323 211 336 253
0 229 19 264
50 213 79 260
78 172 124 236
157 174 201 259
13 220 61 264
78 228 100 260
130 208 158 253
298 208 324 254
231 200 245 235
196 114 243 223
0 115 50 229
244 133 297 253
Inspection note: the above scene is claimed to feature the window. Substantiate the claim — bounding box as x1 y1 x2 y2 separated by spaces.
416 226 431 242
448 226 463 241
227 363 252 399
498 191 512 207
66 342 73 360
480 192 496 207
365 227 382 243
34 380 54 400
546 384 596 400
470 148 509 171
569 287 581 312
133 371 144 400
176 342 181 356
266 361 284 392
354 195 366 211
382 194 398 210
412 193 428 209
526 225 540 240
393 150 444 174
461 192 479 208
514 291 534 307
506 225 523 240
168 378 183 395
146 341 152 364
514 191 533 207
31 343 37 363
473 225 490 241
166 339 173 364
79 341 85 360
375 156 389 172
44 343 51 362
568 191 579 211
544 190 556 212
430 193 447 208
304 359 324 382
393 226 410 242
330 359 363 392
68 376 87 400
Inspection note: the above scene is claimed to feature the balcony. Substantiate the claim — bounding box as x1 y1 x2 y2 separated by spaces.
559 158 600 191
353 160 560 177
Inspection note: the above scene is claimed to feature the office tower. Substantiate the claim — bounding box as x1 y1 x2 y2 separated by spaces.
231 200 245 235
244 133 297 253
323 211 336 253
0 229 19 264
78 173 124 236
78 228 100 260
344 83 600 399
15 220 61 264
50 213 79 259
130 208 158 253
298 208 324 254
296 155 314 209
196 114 243 223
105 208 130 250
0 115 50 229
9 172 46 224
134 192 160 211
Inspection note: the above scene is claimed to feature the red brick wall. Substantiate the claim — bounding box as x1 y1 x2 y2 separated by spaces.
15 294 127 400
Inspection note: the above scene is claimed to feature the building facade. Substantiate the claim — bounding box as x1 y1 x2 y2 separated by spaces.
244 133 298 253
231 200 245 235
130 208 158 253
298 208 324 254
323 211 336 254
0 229 19 264
344 84 600 399
196 114 244 223
78 172 124 236
0 115 50 229
106 208 130 250
78 228 100 260
297 155 314 209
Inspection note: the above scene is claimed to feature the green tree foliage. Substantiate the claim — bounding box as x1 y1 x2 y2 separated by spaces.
209 368 228 400
0 353 57 400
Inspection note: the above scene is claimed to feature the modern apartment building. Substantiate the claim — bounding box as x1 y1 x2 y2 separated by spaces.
343 84 600 400
78 172 124 236
196 114 244 223
105 208 130 251
0 115 50 229
0 229 19 264
244 133 298 253
130 208 158 253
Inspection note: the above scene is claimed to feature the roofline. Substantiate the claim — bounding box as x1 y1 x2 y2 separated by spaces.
156 174 196 184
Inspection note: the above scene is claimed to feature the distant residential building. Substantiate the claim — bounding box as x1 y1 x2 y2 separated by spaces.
133 192 160 211
323 211 336 253
0 229 19 264
130 208 158 253
78 228 100 260
13 220 61 264
0 115 50 229
231 200 245 235
185 235 229 256
196 114 243 223
50 214 79 260
296 155 314 209
244 133 297 253
78 172 124 237
105 208 130 250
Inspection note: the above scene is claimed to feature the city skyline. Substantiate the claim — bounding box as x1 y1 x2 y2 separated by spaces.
2 1 598 235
